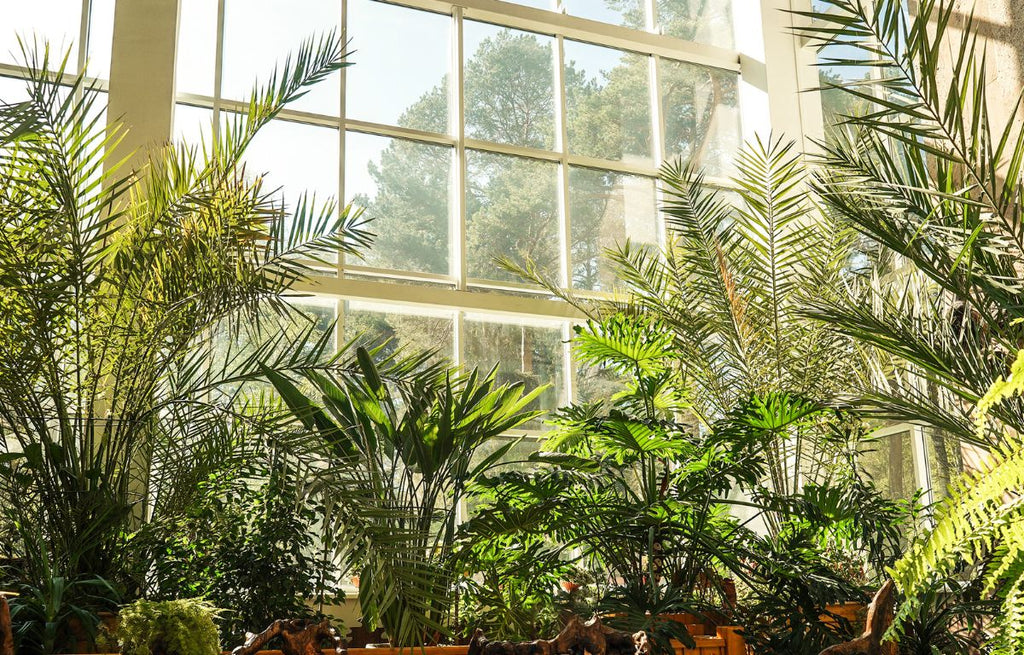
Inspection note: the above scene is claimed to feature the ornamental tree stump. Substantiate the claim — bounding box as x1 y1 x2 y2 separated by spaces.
818 580 897 655
0 595 13 655
230 618 344 655
468 616 650 655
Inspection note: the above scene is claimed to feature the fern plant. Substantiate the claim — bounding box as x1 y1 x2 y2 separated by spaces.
116 598 220 655
889 348 1024 653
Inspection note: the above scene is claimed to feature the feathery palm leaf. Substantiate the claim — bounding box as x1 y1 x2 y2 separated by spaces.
799 0 1024 448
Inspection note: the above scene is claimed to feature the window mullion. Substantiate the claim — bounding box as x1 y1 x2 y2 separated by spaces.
452 6 467 292
212 0 225 139
554 34 571 291
337 0 349 283
650 53 667 247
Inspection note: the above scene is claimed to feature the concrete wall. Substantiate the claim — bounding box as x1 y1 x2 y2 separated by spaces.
949 0 1023 135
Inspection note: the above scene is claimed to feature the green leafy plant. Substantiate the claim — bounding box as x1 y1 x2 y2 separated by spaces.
453 537 570 641
116 598 220 655
7 572 119 655
264 345 545 647
0 33 369 597
460 313 874 652
504 136 868 500
798 0 1024 454
888 348 1024 653
738 476 913 655
892 578 994 655
136 451 340 644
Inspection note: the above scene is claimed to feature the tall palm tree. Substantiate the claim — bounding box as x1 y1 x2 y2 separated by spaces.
0 36 371 589
506 137 868 496
796 0 1024 450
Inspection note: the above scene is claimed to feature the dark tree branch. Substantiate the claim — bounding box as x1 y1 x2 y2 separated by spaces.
467 616 650 655
230 618 344 655
818 580 896 655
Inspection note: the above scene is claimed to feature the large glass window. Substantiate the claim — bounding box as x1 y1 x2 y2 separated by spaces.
0 0 112 77
564 40 653 164
661 58 741 176
172 0 750 429
0 1 83 67
222 0 341 114
466 150 559 282
569 168 658 291
343 301 455 363
464 22 556 150
463 314 566 430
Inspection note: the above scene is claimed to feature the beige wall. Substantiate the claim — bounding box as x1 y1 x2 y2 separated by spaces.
950 0 1023 133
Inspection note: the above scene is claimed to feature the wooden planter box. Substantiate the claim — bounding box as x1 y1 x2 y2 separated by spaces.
228 648 470 655
822 602 869 632
672 626 746 655
203 638 748 655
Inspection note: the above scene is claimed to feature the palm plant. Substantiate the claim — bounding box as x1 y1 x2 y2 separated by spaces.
263 346 545 647
506 137 866 497
459 314 905 654
0 35 370 592
461 314 761 650
797 0 1024 449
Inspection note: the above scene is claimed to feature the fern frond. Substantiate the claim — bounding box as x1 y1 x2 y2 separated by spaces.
890 349 1024 650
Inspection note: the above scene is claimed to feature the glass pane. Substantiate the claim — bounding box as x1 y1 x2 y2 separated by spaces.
464 22 555 150
463 315 566 430
466 150 560 282
242 118 339 209
0 76 29 103
859 429 919 502
176 0 218 96
564 40 652 163
173 104 214 146
222 0 341 115
85 0 114 79
346 0 449 134
560 0 646 29
569 168 657 291
0 0 82 68
657 0 734 49
345 132 452 276
924 429 963 500
343 301 454 364
660 60 741 176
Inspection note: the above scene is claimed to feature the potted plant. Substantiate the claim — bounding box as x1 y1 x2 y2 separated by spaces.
113 599 220 655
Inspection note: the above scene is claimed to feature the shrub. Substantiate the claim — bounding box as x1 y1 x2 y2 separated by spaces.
137 457 341 643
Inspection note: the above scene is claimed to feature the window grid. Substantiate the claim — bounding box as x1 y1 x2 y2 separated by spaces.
174 0 747 430
176 0 741 287
0 0 104 87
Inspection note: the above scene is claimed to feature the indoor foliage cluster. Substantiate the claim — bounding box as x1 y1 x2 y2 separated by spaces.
1 0 1024 654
